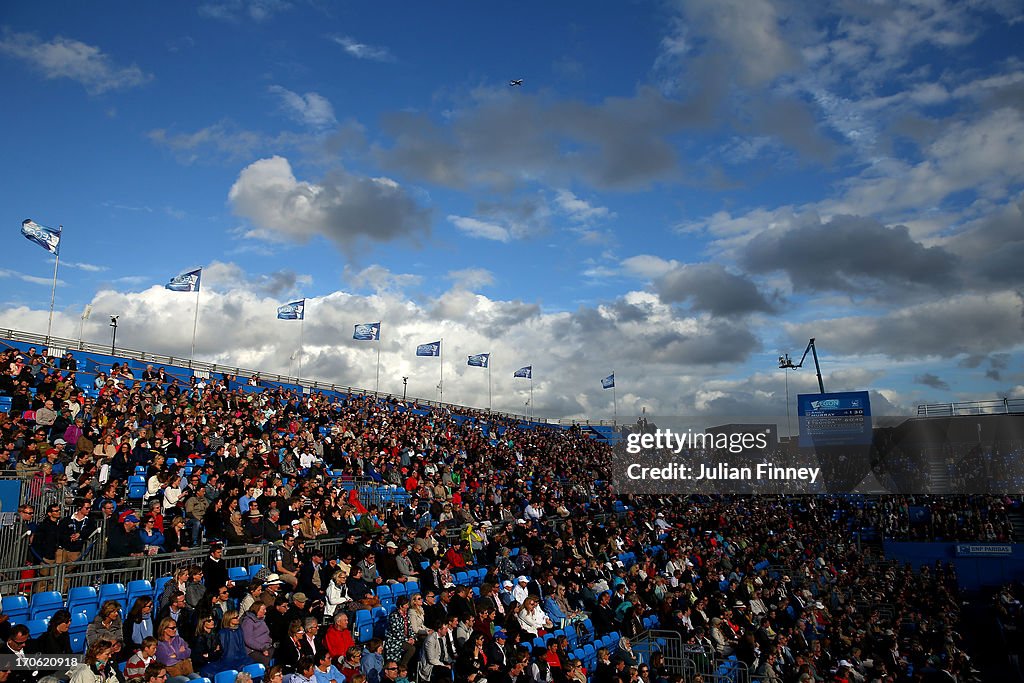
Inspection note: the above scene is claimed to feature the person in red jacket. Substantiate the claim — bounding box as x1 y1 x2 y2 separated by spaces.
324 612 356 661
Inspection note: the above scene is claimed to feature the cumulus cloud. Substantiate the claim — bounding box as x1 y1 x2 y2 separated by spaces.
228 156 431 253
652 263 776 316
741 214 959 295
0 30 151 94
268 86 336 129
784 292 1024 360
378 86 710 191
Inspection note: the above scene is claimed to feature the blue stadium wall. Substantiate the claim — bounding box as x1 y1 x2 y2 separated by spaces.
884 542 1024 592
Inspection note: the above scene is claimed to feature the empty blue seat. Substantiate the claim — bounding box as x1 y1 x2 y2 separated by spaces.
228 566 249 583
29 591 64 620
68 586 97 614
70 613 90 653
26 618 50 638
354 609 373 642
2 596 29 623
215 671 239 683
128 476 146 500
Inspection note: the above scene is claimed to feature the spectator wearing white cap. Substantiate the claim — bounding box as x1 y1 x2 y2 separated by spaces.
511 576 530 605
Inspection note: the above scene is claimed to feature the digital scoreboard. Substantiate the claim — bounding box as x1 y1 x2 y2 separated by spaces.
797 391 872 447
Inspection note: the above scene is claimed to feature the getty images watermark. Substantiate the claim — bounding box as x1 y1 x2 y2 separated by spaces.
621 428 821 487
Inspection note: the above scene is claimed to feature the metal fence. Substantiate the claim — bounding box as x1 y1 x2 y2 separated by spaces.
0 542 265 597
634 630 751 683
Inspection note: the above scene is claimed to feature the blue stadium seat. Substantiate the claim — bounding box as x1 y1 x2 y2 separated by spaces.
405 580 419 596
2 596 29 623
26 618 50 638
127 580 153 607
128 476 146 500
29 591 64 620
243 663 266 681
391 583 407 600
70 612 90 653
248 564 265 579
215 671 239 683
354 609 373 642
228 566 249 583
98 583 128 611
68 586 98 615
154 577 172 603
565 624 578 649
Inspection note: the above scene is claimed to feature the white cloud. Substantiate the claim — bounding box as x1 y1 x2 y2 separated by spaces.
331 36 394 62
0 30 151 94
620 255 676 279
229 156 430 252
345 265 422 293
0 269 66 287
554 189 612 223
268 86 336 129
447 268 494 290
54 260 108 273
447 215 511 242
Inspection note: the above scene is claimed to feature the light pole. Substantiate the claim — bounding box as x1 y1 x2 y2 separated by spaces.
402 376 408 402
109 315 119 355
779 353 793 440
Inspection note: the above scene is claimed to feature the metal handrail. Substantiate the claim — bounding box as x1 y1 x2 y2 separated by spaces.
917 398 1023 417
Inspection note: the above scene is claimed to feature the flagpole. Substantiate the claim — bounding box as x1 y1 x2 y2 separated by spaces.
612 369 617 425
46 226 62 342
375 341 381 394
529 374 533 423
439 338 444 405
487 360 492 412
296 316 305 378
190 285 200 367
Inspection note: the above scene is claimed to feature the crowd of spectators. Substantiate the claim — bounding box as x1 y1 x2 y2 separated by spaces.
0 344 1004 683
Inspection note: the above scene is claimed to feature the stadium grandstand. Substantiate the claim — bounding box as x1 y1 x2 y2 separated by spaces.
1 330 1022 683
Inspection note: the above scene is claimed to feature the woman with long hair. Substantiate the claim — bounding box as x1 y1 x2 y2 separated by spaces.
123 596 155 652
218 610 249 673
190 613 224 677
164 516 190 553
454 632 487 683
86 601 124 660
35 608 72 655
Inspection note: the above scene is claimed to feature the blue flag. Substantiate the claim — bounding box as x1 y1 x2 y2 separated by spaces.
21 219 61 255
514 366 532 379
165 268 202 292
468 353 490 368
602 373 615 389
277 299 305 320
353 322 381 340
416 341 441 357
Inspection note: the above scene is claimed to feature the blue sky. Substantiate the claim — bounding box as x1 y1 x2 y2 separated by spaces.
1 0 1023 422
